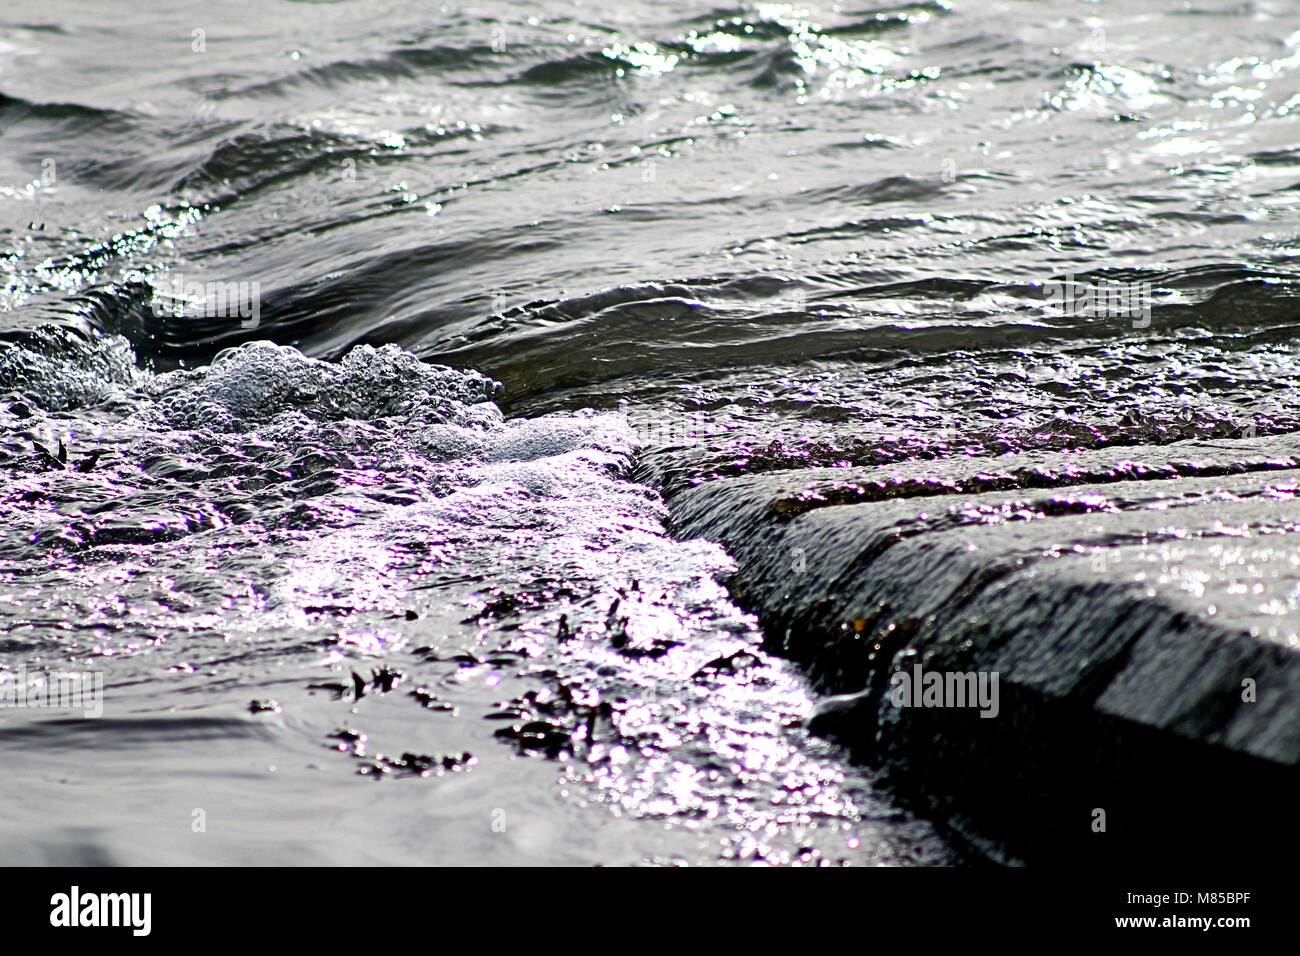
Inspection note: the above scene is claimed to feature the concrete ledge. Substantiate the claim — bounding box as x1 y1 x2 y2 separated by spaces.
666 435 1300 864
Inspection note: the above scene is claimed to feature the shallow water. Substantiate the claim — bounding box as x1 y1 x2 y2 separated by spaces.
2 0 1299 864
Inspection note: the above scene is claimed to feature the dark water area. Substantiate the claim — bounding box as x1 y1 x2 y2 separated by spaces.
1 0 1299 865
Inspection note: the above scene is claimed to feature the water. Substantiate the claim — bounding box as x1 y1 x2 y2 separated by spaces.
1 0 1298 864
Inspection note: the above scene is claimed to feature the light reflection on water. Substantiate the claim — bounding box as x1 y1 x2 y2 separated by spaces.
3 0 1300 864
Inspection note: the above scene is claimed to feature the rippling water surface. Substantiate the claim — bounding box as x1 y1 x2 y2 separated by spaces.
2 0 1299 864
